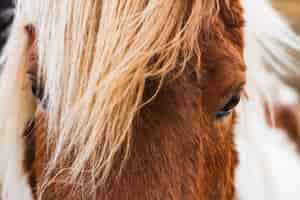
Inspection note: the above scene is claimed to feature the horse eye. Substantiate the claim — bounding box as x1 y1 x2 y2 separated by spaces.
216 94 241 119
27 72 45 104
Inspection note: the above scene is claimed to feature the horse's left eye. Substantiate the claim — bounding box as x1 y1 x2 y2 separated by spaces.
216 94 241 119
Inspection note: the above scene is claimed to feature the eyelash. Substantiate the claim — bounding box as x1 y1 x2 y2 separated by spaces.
216 87 247 120
216 94 241 119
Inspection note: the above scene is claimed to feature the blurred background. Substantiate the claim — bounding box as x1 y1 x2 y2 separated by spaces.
273 0 300 67
273 0 300 33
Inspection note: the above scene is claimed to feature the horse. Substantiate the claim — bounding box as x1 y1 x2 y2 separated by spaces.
0 0 299 199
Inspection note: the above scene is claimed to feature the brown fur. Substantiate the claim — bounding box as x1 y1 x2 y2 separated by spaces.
25 0 246 199
270 104 300 152
23 120 37 197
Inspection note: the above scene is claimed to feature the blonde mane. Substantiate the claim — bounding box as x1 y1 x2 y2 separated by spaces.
0 0 222 194
2 0 300 199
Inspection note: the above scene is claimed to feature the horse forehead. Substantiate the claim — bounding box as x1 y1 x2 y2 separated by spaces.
198 0 246 99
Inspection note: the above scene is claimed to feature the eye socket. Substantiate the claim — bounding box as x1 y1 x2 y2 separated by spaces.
216 94 241 119
27 72 43 100
27 72 49 109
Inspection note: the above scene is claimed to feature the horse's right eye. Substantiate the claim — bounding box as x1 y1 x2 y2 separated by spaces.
216 94 241 119
27 72 44 101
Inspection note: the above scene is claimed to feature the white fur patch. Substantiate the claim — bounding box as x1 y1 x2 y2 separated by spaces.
0 7 36 199
236 0 300 199
2 159 33 200
235 95 300 199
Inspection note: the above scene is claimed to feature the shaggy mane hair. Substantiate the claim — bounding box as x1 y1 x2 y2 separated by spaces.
0 0 225 196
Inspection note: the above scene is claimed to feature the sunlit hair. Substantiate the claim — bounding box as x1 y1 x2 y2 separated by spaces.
0 0 223 195
1 0 300 199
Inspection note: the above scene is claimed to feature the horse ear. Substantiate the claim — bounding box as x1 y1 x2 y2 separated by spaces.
0 23 37 199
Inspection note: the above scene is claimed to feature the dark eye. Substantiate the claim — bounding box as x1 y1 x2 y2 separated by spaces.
27 72 43 100
216 94 241 119
27 71 49 109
